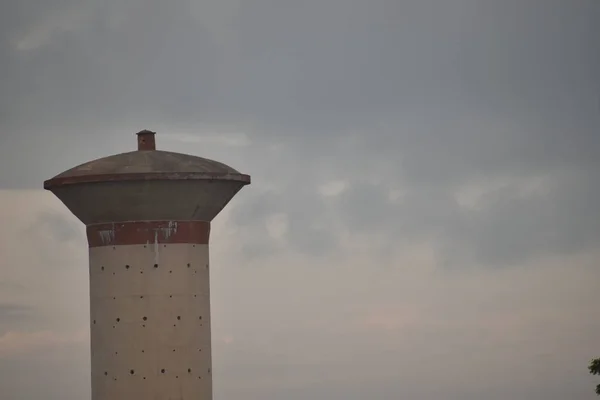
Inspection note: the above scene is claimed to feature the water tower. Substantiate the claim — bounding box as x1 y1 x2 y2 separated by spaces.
43 130 250 400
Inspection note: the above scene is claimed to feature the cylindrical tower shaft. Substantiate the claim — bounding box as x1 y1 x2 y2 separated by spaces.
88 221 212 399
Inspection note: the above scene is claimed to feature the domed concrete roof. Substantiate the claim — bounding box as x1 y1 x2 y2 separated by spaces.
52 149 241 177
44 130 250 189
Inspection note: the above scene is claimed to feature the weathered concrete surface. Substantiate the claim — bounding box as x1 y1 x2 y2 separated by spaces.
90 242 212 400
43 131 250 400
49 148 244 178
48 180 245 224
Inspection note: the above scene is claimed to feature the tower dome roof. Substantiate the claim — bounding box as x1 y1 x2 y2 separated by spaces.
44 130 250 189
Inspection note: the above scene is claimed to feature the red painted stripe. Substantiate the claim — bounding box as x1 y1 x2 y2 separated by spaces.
86 221 210 247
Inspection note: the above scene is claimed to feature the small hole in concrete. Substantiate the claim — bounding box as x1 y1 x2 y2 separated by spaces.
176 376 179 379
187 263 191 267
141 350 145 353
140 296 144 299
112 325 115 329
142 324 146 327
173 324 176 327
169 270 172 273
130 369 135 375
161 369 165 374
125 265 130 269
113 297 116 300
143 316 147 321
164 245 167 247
154 264 158 268
101 266 104 271
115 352 118 355
173 349 176 352
104 372 108 376
93 320 96 324
198 376 202 379
208 368 211 373
116 318 120 322
112 272 115 275
143 377 146 380
169 295 173 298
199 316 202 320
177 316 181 320
188 368 191 373
140 271 143 274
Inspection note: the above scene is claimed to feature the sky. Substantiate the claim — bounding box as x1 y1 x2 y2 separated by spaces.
0 0 599 399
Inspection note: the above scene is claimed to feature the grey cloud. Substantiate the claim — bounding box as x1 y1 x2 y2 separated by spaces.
287 223 334 257
337 181 398 232
0 282 26 292
218 377 594 400
3 0 597 137
0 303 45 336
18 211 86 268
0 344 89 400
457 172 599 265
340 167 600 267
33 210 83 243
0 303 33 323
2 187 599 400
233 186 337 257
2 1 600 397
234 159 600 267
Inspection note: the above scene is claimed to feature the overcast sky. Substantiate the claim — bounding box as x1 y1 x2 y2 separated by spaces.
1 0 599 399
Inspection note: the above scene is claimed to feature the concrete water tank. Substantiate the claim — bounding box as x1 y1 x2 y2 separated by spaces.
43 130 250 400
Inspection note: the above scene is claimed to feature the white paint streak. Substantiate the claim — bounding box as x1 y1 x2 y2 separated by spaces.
97 229 115 245
153 231 160 265
158 221 179 240
152 221 179 264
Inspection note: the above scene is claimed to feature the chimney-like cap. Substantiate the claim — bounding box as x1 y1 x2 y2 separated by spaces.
136 130 156 150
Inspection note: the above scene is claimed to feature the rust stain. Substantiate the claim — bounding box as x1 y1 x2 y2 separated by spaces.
87 221 210 247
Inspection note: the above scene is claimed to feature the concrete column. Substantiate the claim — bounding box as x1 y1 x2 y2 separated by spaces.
87 221 213 400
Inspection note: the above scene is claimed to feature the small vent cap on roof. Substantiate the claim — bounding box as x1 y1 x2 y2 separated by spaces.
136 130 156 151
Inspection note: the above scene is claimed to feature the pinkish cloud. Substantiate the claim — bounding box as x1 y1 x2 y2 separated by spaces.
0 329 87 358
